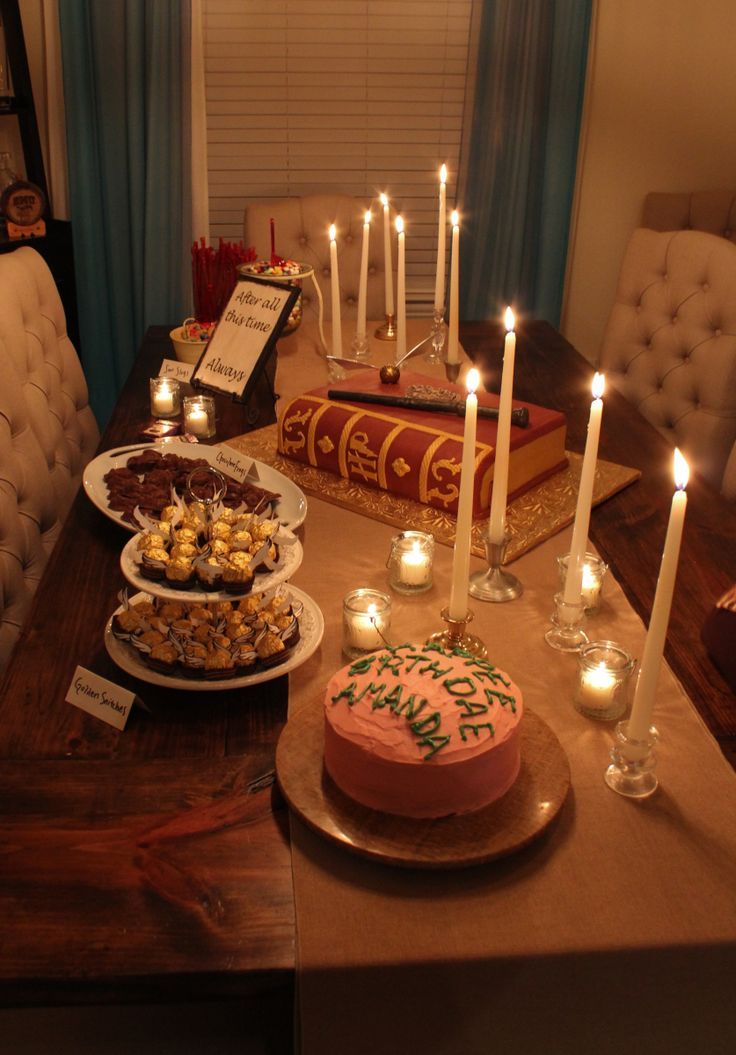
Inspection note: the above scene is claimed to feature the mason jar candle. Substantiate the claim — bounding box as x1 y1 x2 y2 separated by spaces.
183 395 216 438
342 588 392 659
574 640 634 721
558 551 608 613
149 377 181 418
387 530 434 593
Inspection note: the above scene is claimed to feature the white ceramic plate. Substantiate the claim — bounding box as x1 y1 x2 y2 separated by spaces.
83 439 308 532
119 531 303 603
104 586 324 691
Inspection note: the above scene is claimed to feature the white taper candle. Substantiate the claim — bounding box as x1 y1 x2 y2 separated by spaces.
380 193 394 316
447 210 460 364
449 368 480 620
627 449 689 741
356 209 370 339
329 223 342 357
434 164 447 311
488 308 517 543
395 215 406 364
563 372 605 604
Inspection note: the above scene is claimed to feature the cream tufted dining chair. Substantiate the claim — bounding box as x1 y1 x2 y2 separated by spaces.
599 228 736 498
642 189 736 246
244 194 396 322
0 246 99 668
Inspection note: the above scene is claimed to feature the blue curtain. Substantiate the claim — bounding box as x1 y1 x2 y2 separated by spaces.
58 1 191 427
460 0 592 325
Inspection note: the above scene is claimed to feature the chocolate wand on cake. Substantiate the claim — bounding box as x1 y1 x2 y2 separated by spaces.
327 390 530 428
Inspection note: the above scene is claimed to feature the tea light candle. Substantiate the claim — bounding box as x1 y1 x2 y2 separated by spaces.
343 588 392 658
580 663 617 711
150 377 180 418
558 552 608 613
574 640 634 721
401 541 429 585
388 531 434 593
183 395 215 438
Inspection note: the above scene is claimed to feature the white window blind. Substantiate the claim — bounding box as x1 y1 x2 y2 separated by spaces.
203 0 475 307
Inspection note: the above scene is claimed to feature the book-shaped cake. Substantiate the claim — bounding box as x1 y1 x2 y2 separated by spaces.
277 371 567 517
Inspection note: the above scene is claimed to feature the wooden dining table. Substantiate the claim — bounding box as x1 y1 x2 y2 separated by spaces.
1 319 734 1051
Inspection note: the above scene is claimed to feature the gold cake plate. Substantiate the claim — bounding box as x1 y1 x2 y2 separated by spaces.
227 426 640 563
276 700 571 870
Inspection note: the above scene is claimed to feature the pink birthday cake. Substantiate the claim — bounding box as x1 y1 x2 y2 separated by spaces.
323 643 523 818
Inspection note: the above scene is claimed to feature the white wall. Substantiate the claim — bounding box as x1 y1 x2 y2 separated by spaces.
562 0 736 363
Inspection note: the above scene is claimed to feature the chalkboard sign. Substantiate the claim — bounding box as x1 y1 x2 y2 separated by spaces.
191 276 299 402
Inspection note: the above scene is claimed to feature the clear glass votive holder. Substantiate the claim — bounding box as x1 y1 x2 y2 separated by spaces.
183 394 216 438
557 552 608 613
387 530 434 594
342 588 392 659
574 640 634 721
149 377 181 419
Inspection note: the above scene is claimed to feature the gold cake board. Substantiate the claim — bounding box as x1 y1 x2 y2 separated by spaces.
276 701 570 870
226 425 640 563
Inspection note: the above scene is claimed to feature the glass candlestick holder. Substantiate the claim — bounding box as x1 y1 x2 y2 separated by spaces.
557 552 608 613
183 395 216 439
342 588 392 659
149 377 181 419
350 331 371 360
604 720 659 798
545 592 588 652
574 640 634 721
425 307 446 365
387 530 434 594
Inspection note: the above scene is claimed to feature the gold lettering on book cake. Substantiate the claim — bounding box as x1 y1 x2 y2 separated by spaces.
281 407 313 455
392 457 411 477
419 436 449 505
346 431 379 483
426 455 462 507
317 435 335 454
378 424 404 488
307 400 333 464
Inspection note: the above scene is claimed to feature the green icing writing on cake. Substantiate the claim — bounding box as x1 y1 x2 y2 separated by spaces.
454 699 489 718
483 687 517 713
459 722 495 742
333 645 512 760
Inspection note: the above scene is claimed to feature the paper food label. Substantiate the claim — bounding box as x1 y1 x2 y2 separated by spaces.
66 666 136 731
159 358 195 382
213 444 258 483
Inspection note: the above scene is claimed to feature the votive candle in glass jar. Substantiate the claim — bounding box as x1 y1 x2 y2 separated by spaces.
150 377 181 418
183 395 216 438
558 551 608 613
387 530 434 593
574 640 634 721
342 588 392 659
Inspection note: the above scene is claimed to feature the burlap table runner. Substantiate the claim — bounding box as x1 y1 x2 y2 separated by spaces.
283 500 736 1055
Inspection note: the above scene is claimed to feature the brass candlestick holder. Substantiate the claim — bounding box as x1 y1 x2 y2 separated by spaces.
469 532 523 603
426 607 487 659
375 313 397 341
